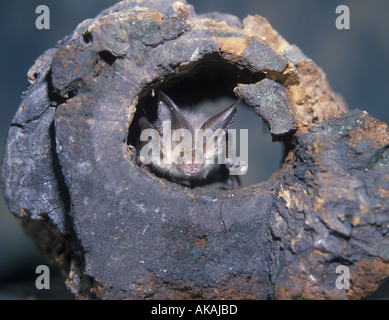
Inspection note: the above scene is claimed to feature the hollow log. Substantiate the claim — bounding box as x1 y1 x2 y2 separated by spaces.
1 0 388 299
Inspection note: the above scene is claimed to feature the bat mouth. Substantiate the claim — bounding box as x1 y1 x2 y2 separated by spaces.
182 163 202 175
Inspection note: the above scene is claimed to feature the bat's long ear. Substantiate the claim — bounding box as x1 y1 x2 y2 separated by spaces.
201 98 241 131
157 91 193 133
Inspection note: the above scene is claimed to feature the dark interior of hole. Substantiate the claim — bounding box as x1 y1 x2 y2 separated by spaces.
98 50 117 65
158 59 264 106
82 31 93 44
127 58 284 188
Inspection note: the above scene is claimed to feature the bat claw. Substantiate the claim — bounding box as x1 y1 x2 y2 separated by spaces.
226 158 247 170
129 145 142 165
223 175 241 190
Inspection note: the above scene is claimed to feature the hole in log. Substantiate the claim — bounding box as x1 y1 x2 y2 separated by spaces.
82 31 93 44
127 58 285 188
98 50 117 65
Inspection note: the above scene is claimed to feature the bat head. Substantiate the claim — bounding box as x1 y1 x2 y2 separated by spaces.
143 92 241 179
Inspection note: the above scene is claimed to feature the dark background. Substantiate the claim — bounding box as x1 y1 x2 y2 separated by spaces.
0 0 388 299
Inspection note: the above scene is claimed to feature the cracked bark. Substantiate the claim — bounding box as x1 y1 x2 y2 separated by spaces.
1 0 389 299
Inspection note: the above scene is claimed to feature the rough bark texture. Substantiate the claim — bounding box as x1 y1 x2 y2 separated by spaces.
1 0 388 299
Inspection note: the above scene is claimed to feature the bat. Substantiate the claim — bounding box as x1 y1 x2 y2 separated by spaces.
130 91 244 189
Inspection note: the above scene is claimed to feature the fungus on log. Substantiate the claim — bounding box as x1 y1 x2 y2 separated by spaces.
1 0 388 299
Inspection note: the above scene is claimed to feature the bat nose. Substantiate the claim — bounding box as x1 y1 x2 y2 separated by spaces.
188 164 200 171
184 162 201 175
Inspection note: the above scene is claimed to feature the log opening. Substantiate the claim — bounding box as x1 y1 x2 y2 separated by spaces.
127 57 286 188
